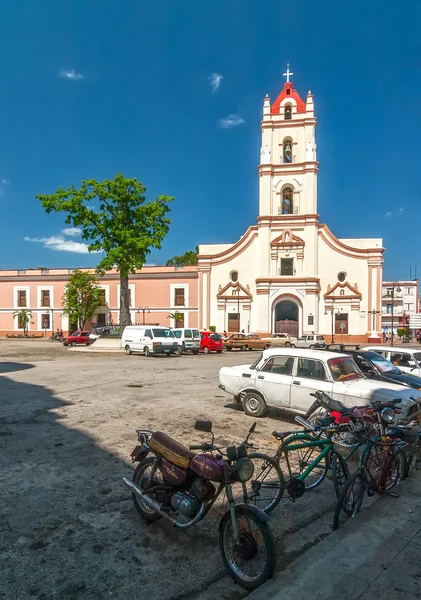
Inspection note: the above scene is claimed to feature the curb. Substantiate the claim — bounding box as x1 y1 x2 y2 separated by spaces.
249 475 421 600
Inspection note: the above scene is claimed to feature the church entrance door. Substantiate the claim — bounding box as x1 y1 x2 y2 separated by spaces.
274 300 299 338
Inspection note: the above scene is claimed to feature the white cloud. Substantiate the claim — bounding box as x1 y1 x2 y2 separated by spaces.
60 68 84 81
399 208 404 212
62 227 82 236
385 212 392 217
2 178 9 185
218 114 245 129
209 73 223 92
24 235 99 254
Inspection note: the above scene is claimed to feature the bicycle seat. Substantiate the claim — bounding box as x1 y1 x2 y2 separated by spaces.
272 431 294 440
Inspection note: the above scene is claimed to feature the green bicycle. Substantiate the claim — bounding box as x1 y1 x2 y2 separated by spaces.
246 415 353 513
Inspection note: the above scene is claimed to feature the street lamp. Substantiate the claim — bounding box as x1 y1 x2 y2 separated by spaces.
325 306 340 344
390 282 401 347
137 306 150 326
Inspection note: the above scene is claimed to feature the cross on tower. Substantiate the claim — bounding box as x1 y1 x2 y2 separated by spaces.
283 63 293 83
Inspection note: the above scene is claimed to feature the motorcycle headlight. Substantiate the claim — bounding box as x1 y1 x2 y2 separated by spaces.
381 407 395 423
235 458 255 483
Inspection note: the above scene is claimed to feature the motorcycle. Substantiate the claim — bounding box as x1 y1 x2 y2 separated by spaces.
49 332 64 342
123 420 276 590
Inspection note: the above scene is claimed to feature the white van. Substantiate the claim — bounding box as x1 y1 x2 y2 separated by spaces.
121 326 178 357
172 328 201 355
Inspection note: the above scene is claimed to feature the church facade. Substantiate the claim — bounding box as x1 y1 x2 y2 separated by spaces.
198 70 384 343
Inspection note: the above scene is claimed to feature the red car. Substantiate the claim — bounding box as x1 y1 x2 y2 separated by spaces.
200 331 223 354
63 331 91 347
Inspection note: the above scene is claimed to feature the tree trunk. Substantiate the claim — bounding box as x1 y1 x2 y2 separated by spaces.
120 275 131 332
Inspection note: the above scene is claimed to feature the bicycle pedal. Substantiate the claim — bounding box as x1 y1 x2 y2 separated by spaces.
387 491 399 498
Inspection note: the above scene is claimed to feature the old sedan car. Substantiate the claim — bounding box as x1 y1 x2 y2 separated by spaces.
63 331 91 347
295 334 326 349
218 348 421 422
261 333 297 347
224 333 271 351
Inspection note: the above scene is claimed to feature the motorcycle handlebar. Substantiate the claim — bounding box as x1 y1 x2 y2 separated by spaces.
189 444 204 450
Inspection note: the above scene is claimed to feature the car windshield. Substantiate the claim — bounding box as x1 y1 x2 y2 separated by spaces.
210 334 221 341
365 352 400 374
152 328 174 338
192 329 200 339
250 353 264 370
298 336 306 341
328 357 363 382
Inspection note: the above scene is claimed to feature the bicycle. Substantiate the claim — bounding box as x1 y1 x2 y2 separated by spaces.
246 417 352 513
333 400 407 529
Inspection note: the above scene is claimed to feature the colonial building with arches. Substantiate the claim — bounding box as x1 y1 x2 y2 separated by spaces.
198 68 384 343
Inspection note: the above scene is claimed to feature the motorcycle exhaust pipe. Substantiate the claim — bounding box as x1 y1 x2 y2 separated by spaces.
122 476 177 525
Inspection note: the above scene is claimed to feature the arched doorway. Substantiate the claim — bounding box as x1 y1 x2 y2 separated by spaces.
273 297 301 338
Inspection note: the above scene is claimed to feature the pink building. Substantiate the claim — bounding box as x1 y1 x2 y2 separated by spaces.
0 266 198 336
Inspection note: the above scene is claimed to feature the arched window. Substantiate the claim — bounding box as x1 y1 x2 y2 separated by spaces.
283 139 293 163
230 271 238 282
284 103 292 120
281 187 293 214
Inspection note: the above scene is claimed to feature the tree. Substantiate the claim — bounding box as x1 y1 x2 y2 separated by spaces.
13 309 32 335
166 246 199 267
397 328 409 339
36 173 174 330
168 311 184 327
62 270 103 330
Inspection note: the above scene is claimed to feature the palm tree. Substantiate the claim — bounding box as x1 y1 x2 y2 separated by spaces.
168 312 184 328
13 309 33 336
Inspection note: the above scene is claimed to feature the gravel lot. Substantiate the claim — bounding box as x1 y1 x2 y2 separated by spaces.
0 341 339 600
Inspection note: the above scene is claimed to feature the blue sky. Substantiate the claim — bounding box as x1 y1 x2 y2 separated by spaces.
0 0 419 279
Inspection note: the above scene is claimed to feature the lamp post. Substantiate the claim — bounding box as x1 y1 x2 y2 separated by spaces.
237 286 240 333
325 306 340 344
137 306 150 326
390 282 401 347
48 306 54 335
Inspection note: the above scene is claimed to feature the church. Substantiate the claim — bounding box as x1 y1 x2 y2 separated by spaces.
198 67 384 344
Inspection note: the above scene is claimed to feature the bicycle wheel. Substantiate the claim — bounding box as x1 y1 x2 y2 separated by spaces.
246 453 285 513
330 451 350 499
283 434 329 490
365 443 405 493
406 439 421 477
333 470 365 530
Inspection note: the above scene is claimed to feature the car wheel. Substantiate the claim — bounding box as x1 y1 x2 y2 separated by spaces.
241 345 247 351
125 345 132 355
175 346 183 356
85 342 90 346
290 343 296 348
203 346 210 354
192 350 200 355
226 347 232 351
242 392 267 417
263 344 270 350
285 342 291 347
70 341 76 347
309 344 315 349
144 346 151 357
217 350 223 354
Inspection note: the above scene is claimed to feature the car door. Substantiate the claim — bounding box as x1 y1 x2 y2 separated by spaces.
253 355 294 407
290 357 333 412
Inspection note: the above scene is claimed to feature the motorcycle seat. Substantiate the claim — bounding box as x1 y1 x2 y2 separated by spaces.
149 431 196 469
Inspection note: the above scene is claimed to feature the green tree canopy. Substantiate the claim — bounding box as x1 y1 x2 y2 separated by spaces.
62 270 103 330
36 173 174 329
13 309 32 335
165 246 199 267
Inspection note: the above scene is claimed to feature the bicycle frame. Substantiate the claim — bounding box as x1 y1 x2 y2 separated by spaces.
281 434 332 482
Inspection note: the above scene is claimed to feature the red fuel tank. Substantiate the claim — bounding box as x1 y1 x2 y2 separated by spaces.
161 460 188 486
190 454 225 482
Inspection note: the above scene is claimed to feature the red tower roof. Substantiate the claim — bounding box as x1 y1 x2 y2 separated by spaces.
271 82 306 115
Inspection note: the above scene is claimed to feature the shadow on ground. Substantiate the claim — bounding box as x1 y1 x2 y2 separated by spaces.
0 362 35 374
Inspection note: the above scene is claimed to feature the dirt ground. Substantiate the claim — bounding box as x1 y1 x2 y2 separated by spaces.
0 340 339 600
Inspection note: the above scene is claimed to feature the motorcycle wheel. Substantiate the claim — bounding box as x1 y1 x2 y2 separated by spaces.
246 453 284 513
132 457 163 522
219 506 276 590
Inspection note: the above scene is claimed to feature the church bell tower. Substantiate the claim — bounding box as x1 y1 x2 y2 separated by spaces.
259 64 318 218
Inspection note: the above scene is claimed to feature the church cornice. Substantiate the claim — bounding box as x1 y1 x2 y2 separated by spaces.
318 224 385 260
258 214 320 227
198 226 258 266
324 281 362 300
271 229 305 248
261 117 316 130
258 166 319 177
217 281 253 301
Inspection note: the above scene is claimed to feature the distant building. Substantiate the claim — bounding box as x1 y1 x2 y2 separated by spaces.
381 280 419 335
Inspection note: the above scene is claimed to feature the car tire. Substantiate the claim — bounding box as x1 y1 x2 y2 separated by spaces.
242 392 267 417
309 344 315 349
70 341 76 347
241 345 247 352
192 350 200 355
175 345 183 356
290 343 296 348
144 346 151 357
263 344 270 350
226 347 232 351
285 342 291 347
203 346 210 354
125 345 132 355
217 350 223 354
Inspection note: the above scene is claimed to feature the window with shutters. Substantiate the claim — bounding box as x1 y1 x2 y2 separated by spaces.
17 290 27 307
41 290 50 307
174 288 185 306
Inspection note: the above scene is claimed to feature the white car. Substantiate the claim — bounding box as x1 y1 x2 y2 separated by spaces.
218 348 421 422
295 334 326 348
260 333 297 347
363 346 421 378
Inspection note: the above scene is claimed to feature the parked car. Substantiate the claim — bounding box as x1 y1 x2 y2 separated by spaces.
121 325 178 357
325 349 421 390
261 333 297 347
364 346 421 378
63 331 91 347
172 328 201 355
224 333 271 351
295 334 326 349
218 348 421 422
200 331 223 354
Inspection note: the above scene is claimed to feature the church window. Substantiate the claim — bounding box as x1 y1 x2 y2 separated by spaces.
340 290 345 296
337 272 346 283
230 271 239 282
284 103 292 119
281 187 293 214
280 258 294 276
283 139 293 163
